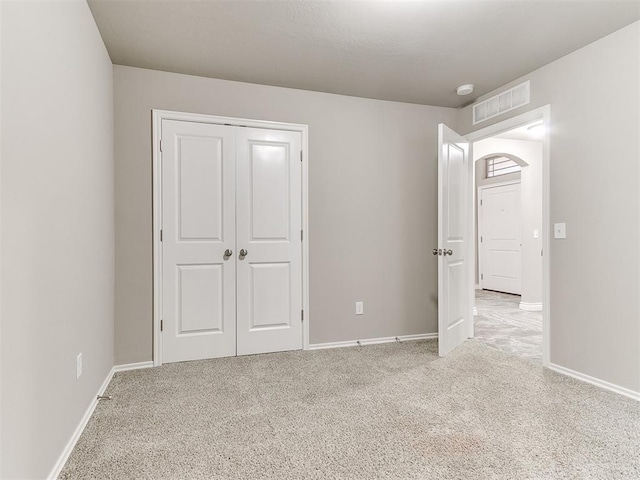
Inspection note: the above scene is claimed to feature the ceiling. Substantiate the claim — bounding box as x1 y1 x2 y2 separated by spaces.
494 121 545 142
88 0 640 108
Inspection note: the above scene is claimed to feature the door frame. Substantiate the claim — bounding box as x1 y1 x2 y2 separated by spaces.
465 105 551 367
151 109 310 366
477 180 522 291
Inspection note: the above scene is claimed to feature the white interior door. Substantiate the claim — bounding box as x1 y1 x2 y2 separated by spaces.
235 128 303 356
479 183 522 294
162 120 237 363
437 124 473 357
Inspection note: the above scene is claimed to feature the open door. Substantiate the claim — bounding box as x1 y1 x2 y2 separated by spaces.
436 124 473 357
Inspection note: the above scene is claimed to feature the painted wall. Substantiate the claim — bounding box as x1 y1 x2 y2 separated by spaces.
113 65 457 363
0 2 114 478
473 138 543 307
458 22 640 392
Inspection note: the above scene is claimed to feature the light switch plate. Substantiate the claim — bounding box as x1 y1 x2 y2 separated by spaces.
355 302 364 315
554 223 566 239
533 229 539 239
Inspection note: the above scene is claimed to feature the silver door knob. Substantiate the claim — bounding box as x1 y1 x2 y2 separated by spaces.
224 249 233 258
443 249 453 256
239 249 248 258
432 248 441 256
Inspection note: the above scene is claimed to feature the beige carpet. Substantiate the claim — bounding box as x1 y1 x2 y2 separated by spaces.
59 340 640 479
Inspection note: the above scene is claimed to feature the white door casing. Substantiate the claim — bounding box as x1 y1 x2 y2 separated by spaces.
437 124 473 357
235 128 303 355
162 120 237 363
479 182 522 294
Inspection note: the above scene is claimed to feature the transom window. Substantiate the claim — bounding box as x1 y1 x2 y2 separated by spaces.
486 156 521 178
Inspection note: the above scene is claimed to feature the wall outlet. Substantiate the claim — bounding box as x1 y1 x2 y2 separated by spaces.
355 301 364 315
554 223 567 239
76 353 82 380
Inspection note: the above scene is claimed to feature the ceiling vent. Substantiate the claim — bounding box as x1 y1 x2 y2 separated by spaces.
472 81 530 125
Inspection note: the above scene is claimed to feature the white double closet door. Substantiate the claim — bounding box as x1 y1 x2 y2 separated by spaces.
162 120 302 363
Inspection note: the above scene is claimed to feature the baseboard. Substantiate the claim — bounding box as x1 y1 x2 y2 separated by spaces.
549 363 640 401
47 361 155 479
113 361 154 373
519 302 542 311
47 366 115 479
308 333 437 350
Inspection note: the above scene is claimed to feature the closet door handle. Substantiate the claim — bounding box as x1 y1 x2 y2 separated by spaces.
239 249 248 258
223 249 233 258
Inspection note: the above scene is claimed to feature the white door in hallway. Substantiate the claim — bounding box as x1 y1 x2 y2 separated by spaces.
235 128 303 355
479 183 522 294
162 120 237 363
437 124 473 357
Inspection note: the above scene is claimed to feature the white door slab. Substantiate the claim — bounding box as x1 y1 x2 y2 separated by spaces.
437 124 473 357
162 120 237 363
235 128 303 355
479 183 522 294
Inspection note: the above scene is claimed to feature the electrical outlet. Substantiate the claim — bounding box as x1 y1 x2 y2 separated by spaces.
355 301 364 315
76 353 82 380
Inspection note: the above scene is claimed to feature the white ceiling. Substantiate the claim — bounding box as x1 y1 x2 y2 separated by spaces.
88 0 640 108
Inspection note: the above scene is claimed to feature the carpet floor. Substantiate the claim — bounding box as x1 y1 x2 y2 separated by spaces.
59 340 640 479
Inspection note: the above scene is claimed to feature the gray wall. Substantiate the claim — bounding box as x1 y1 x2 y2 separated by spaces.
0 2 114 478
458 21 640 392
114 66 457 364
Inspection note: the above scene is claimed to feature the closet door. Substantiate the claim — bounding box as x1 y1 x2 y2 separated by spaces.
162 120 237 363
235 128 303 355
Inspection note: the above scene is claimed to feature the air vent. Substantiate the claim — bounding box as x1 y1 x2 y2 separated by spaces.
472 81 530 125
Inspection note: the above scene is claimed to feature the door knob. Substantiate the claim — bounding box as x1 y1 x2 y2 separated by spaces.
443 249 453 256
224 249 233 258
432 248 441 256
239 249 248 258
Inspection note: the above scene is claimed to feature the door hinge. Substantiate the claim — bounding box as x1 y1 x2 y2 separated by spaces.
480 236 483 243
481 273 484 280
301 230 303 241
160 140 163 152
160 229 163 242
160 319 164 332
541 249 544 256
300 150 303 162
480 199 483 206
301 310 304 322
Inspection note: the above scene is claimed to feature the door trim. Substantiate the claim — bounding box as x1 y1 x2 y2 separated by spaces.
477 180 521 291
465 105 551 367
152 110 310 366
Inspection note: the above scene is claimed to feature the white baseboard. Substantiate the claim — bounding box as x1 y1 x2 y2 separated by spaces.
549 363 640 401
47 361 154 479
113 361 154 373
519 302 542 311
308 333 437 351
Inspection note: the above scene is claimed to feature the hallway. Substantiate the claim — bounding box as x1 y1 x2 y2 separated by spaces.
474 289 542 362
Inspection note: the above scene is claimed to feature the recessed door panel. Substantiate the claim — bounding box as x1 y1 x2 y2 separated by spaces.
251 144 290 240
178 136 223 241
178 264 223 334
250 263 291 330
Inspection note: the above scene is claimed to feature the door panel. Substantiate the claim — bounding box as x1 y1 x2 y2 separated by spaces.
438 124 473 357
162 120 236 363
236 128 302 356
480 183 522 294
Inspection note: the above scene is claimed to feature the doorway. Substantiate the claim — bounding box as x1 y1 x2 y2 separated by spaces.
469 111 549 364
152 111 310 365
